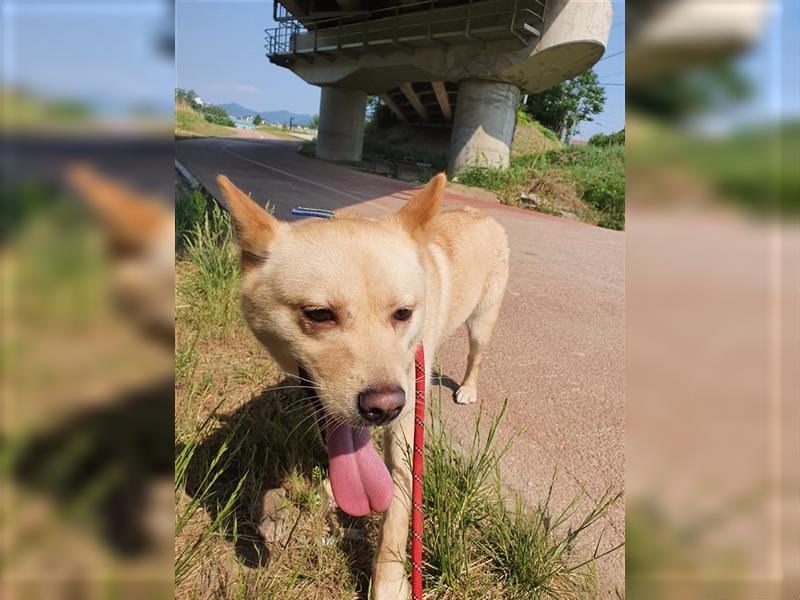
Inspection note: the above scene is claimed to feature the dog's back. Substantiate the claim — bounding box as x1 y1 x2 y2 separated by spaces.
423 207 509 347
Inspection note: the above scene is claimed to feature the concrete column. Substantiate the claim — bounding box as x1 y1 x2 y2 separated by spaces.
316 86 367 162
448 79 521 175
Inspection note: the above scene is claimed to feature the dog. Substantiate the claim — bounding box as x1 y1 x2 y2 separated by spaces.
217 173 508 599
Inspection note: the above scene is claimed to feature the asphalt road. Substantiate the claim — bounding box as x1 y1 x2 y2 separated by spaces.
176 136 625 594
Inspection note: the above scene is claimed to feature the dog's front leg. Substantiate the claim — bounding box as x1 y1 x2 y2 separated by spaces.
371 409 414 600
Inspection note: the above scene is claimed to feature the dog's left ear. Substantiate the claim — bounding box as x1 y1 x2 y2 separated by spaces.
394 173 446 234
217 174 282 271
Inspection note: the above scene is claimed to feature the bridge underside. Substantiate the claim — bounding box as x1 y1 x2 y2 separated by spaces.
266 0 612 173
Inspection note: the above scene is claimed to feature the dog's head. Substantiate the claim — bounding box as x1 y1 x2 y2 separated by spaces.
218 174 445 429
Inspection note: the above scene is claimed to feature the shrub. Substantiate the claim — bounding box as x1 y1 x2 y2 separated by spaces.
458 145 625 230
175 187 210 250
200 104 234 127
298 139 316 158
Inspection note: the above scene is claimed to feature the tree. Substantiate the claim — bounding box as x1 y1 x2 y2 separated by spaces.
309 114 319 130
175 88 198 108
253 114 263 126
589 129 625 147
524 69 606 142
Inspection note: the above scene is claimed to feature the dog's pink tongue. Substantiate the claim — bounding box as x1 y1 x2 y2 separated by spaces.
326 422 394 516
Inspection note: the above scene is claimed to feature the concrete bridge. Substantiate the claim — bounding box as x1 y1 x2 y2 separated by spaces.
265 0 612 174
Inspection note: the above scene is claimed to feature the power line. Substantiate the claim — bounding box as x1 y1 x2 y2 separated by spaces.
598 50 625 62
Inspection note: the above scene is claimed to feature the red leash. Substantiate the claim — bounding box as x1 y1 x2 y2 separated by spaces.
411 344 425 600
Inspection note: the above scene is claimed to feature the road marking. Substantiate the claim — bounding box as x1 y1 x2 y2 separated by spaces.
221 142 390 213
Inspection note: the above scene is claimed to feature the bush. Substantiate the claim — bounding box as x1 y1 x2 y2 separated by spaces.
363 140 448 172
200 104 234 127
458 145 625 230
544 145 625 229
298 139 316 158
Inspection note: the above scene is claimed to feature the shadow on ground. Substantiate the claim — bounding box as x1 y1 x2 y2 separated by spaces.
10 376 175 556
177 378 382 595
177 368 464 595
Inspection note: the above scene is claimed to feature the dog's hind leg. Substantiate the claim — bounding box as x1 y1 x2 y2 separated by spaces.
455 266 508 405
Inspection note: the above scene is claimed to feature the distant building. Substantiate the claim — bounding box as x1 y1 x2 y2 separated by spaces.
233 117 255 130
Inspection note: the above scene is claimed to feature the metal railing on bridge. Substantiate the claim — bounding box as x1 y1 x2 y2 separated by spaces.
265 0 546 62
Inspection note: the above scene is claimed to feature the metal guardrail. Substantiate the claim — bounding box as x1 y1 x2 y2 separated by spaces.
265 0 546 59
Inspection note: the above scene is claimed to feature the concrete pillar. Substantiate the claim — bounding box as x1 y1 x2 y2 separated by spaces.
448 79 521 175
316 86 367 162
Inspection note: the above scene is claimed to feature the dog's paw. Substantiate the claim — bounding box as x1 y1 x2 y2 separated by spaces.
455 385 477 405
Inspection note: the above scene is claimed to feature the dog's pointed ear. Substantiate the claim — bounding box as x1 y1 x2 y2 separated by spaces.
394 173 446 234
216 174 281 270
66 163 170 252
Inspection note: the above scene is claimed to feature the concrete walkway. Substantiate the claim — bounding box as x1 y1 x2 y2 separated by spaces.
176 136 625 595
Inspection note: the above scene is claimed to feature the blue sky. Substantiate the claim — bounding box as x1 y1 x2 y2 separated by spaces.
577 1 625 138
4 1 786 137
176 0 625 137
2 1 173 113
176 0 320 114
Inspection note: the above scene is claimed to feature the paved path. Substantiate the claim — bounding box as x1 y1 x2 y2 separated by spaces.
177 136 625 595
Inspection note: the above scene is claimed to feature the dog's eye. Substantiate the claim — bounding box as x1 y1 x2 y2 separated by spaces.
303 307 335 323
393 308 413 322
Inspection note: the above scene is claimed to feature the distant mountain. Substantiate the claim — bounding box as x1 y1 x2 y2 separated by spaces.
220 102 258 118
259 110 314 127
220 102 314 126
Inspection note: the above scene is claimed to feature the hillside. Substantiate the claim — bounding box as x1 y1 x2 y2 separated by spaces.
219 102 314 126
219 102 258 118
176 102 237 138
511 117 563 156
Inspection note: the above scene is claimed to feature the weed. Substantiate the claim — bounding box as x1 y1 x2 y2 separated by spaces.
418 384 622 598
458 144 625 230
175 185 210 250
178 201 241 334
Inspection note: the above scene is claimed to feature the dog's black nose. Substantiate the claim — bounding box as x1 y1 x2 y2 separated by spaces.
357 386 405 424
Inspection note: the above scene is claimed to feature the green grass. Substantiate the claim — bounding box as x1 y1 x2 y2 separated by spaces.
256 124 306 140
677 123 798 215
174 189 623 598
176 185 241 335
176 104 238 138
628 113 799 217
457 144 625 230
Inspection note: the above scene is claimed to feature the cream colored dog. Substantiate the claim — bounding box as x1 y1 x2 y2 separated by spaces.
218 173 508 599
